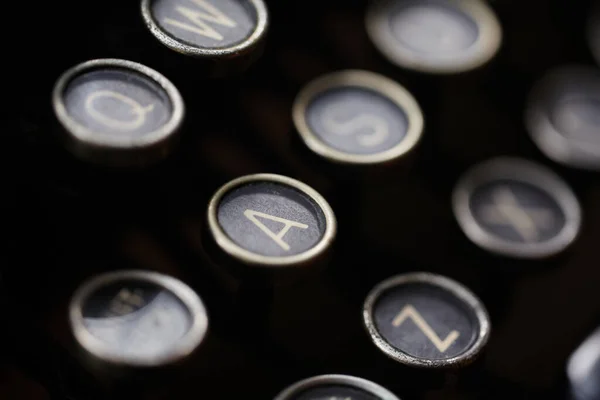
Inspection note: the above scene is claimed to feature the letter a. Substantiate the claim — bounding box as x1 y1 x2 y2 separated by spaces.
244 209 309 251
163 0 237 41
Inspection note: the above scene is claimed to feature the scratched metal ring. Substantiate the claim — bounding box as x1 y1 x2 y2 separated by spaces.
363 272 491 369
141 0 269 60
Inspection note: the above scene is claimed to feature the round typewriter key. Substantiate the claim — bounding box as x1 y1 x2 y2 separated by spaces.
69 270 208 372
363 272 490 370
292 70 424 167
567 327 600 400
526 66 600 171
206 174 336 271
52 59 184 168
366 0 502 74
453 158 582 259
274 375 400 400
203 174 337 364
141 0 268 74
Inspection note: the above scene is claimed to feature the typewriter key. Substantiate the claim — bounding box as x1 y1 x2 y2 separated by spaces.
366 0 502 74
202 174 338 367
526 66 600 172
205 173 336 275
567 326 600 400
69 270 208 377
274 375 400 400
52 59 184 168
452 157 582 260
292 70 424 169
363 272 490 371
141 0 269 75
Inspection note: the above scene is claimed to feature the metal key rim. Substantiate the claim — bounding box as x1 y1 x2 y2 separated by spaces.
366 0 502 74
293 70 424 165
363 272 491 369
525 66 600 172
207 173 337 267
273 374 401 400
52 58 184 159
69 270 209 368
141 0 269 59
452 157 582 259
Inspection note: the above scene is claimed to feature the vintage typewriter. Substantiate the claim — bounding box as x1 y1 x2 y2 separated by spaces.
4 0 600 399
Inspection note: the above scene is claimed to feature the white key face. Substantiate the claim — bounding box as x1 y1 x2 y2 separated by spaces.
552 96 600 145
391 2 479 56
82 284 192 361
63 69 172 138
305 87 409 155
152 0 256 49
366 0 501 74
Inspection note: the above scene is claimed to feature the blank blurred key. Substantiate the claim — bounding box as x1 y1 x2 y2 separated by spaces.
366 0 502 74
526 66 600 172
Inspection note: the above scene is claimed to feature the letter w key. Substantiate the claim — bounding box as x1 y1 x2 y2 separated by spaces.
392 305 460 353
163 0 237 41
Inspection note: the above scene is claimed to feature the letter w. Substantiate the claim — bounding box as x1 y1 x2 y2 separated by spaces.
163 0 237 41
392 305 460 353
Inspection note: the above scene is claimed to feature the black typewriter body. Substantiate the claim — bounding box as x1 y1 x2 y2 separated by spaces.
4 0 600 399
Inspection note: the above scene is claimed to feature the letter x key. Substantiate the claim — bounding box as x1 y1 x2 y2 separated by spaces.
479 186 554 242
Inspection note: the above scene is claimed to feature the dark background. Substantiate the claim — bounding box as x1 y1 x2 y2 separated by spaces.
3 0 600 398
